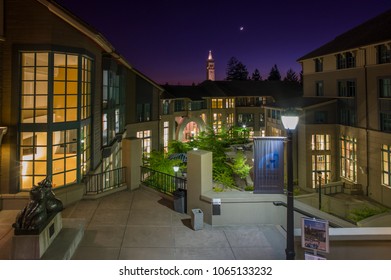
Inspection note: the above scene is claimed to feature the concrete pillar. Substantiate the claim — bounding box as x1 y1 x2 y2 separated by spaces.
186 150 213 214
122 138 142 190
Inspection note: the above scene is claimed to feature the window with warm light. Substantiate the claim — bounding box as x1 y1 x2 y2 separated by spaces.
19 51 93 190
311 134 330 151
227 113 234 128
137 130 151 157
312 155 331 188
52 129 77 187
225 98 235 108
163 121 169 152
20 132 48 190
311 134 331 188
381 144 391 187
340 135 357 182
211 98 223 109
53 53 78 122
213 113 222 132
21 53 49 123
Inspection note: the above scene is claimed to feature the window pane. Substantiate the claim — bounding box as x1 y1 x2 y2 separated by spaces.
54 81 65 94
35 53 48 66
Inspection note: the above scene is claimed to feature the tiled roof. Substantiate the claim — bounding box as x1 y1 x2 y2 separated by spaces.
298 9 391 61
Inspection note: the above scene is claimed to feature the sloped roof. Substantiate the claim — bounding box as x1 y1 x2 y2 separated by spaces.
161 85 209 100
271 97 336 109
298 8 391 61
38 0 163 91
162 80 303 101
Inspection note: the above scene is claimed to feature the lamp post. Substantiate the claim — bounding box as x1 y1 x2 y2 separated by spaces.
317 171 322 210
281 110 299 260
173 166 179 189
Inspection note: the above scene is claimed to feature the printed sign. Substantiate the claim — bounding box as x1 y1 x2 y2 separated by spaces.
301 217 329 253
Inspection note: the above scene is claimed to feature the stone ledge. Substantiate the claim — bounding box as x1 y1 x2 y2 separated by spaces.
41 218 85 260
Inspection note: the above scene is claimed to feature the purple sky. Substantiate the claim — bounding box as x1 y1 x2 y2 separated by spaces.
56 0 391 85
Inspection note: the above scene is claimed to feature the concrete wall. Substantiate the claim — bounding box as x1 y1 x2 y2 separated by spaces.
122 137 142 190
0 183 84 210
294 227 391 260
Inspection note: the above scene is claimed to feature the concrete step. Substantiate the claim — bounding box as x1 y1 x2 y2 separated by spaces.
41 218 85 260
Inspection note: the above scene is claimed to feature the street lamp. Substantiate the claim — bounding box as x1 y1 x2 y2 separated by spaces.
281 110 299 260
173 166 179 189
317 171 322 210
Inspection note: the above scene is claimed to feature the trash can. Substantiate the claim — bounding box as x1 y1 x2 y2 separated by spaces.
173 189 185 213
191 208 203 230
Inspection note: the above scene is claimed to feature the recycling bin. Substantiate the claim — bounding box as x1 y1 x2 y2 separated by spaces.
191 208 203 230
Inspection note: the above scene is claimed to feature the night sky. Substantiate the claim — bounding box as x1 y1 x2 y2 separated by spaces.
55 0 391 85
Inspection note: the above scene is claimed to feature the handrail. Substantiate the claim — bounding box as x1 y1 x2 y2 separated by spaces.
273 201 343 228
140 166 187 194
85 167 126 195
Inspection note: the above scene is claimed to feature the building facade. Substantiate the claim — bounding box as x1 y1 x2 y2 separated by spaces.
0 0 162 208
297 9 391 207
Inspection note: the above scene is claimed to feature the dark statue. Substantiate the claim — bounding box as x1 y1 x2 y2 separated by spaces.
13 177 63 232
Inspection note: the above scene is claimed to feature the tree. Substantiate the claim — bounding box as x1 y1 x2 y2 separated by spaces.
226 57 249 81
251 69 262 81
267 64 281 81
144 150 182 175
284 68 299 83
228 151 252 180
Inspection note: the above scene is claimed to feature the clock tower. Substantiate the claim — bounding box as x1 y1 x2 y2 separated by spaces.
206 50 215 81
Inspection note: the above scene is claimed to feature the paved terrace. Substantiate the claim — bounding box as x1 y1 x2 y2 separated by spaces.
0 188 286 260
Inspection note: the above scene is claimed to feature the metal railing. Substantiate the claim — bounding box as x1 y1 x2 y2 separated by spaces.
273 201 343 228
85 167 126 195
317 181 345 195
140 166 187 194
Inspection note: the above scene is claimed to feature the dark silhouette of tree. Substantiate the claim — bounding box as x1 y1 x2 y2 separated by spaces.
226 57 249 81
267 64 281 81
283 68 299 83
251 69 262 81
299 70 303 85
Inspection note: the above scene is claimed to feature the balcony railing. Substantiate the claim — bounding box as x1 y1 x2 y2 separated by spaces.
140 166 187 194
85 167 126 195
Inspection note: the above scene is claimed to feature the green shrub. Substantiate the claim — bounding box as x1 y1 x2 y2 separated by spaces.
244 185 254 191
347 206 388 222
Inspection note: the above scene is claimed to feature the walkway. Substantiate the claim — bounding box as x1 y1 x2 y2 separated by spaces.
0 188 286 260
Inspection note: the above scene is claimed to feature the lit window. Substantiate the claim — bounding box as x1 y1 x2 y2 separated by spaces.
211 99 223 109
19 51 93 190
52 129 77 188
312 155 331 188
381 145 391 187
21 53 49 123
311 134 330 151
213 113 222 132
20 132 47 190
163 121 169 152
340 135 357 182
137 130 151 158
53 53 79 122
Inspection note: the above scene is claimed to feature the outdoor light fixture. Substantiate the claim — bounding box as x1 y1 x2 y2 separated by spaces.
281 109 299 260
173 166 179 173
281 113 299 130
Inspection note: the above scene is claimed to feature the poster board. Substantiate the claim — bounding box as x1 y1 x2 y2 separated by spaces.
301 217 329 253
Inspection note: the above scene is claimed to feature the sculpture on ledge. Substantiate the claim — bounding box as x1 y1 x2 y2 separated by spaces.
13 177 63 232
